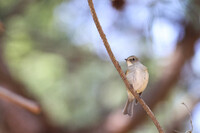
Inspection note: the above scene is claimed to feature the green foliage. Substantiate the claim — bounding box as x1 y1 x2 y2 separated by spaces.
2 0 198 131
2 0 127 128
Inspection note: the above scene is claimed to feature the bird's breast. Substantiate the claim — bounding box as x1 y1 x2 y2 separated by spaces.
126 66 149 93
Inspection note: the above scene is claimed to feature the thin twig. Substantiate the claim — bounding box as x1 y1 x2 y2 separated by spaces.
173 103 193 133
0 86 41 114
87 0 164 133
182 103 193 133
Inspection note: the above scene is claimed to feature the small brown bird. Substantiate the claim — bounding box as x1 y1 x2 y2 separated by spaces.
123 55 149 116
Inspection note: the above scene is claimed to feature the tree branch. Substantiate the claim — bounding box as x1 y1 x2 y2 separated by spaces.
0 19 63 133
101 24 200 133
87 0 164 132
0 86 41 114
165 99 198 133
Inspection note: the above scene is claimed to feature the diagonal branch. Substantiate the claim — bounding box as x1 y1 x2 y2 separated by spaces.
0 22 40 114
0 86 41 114
98 20 199 133
87 0 164 133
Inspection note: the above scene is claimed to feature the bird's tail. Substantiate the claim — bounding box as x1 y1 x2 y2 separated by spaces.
123 99 135 117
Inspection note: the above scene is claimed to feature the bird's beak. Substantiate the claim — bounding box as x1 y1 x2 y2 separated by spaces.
125 58 127 61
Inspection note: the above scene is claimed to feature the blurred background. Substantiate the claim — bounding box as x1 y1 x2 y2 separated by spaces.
0 0 200 133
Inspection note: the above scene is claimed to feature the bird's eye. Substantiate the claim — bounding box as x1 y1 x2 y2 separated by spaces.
132 58 135 61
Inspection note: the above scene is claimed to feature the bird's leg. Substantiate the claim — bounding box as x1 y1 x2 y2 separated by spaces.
135 92 142 104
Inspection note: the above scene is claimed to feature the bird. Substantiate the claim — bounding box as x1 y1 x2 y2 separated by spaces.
123 55 149 117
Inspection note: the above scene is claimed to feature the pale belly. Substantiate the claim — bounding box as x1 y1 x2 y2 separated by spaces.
126 68 149 94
